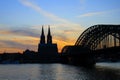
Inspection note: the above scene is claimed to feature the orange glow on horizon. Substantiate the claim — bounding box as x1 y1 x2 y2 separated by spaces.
12 36 39 46
0 47 24 53
0 38 75 53
53 39 75 53
0 30 77 53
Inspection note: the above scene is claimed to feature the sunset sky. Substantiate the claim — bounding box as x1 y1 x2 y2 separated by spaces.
0 0 120 53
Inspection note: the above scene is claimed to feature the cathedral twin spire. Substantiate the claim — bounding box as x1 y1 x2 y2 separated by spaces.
40 25 52 44
40 26 45 44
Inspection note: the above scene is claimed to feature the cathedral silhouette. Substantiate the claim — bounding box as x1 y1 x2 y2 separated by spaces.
38 25 58 58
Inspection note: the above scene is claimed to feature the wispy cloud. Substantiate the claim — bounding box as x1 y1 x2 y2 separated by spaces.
0 25 40 53
19 0 85 51
19 0 69 23
0 25 79 52
0 35 39 53
19 0 84 29
77 11 105 18
0 27 39 38
0 29 39 46
0 0 86 53
77 9 120 18
0 40 37 53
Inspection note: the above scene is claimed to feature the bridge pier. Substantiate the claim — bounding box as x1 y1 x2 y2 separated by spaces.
61 46 96 66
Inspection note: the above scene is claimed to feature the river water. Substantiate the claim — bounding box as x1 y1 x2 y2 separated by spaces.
0 63 120 80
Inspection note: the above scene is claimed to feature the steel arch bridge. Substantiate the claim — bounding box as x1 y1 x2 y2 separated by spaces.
61 25 120 65
75 24 120 50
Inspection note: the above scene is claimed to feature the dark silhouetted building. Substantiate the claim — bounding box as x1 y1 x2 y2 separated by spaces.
38 25 59 62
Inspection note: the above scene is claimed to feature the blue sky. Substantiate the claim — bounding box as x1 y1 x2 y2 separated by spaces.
0 0 120 53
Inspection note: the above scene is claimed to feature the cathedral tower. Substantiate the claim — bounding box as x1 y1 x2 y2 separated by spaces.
40 26 45 44
47 25 52 44
38 25 58 58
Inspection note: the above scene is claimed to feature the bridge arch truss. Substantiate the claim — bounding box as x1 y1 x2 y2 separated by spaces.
75 25 120 50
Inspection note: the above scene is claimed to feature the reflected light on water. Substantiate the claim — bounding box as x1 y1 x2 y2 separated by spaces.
0 63 120 80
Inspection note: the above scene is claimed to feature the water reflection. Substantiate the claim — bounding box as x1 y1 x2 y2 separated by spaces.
38 64 120 80
0 63 120 80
